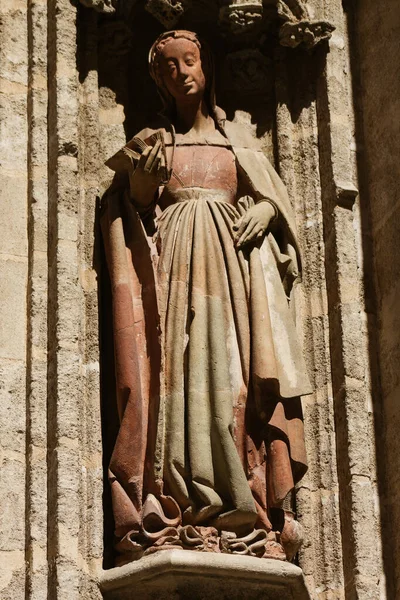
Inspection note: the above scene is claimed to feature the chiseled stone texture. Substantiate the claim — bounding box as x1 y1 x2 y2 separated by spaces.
0 0 28 597
0 0 394 598
100 551 311 600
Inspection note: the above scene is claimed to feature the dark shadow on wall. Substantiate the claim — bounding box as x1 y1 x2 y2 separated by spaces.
344 0 399 597
95 199 120 571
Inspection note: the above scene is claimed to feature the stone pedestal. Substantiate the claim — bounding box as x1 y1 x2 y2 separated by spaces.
99 550 311 599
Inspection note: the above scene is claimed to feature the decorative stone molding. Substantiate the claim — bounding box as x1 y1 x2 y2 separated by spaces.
145 0 190 28
78 0 117 14
219 0 263 35
277 0 335 48
277 0 305 21
77 0 334 50
100 550 311 599
279 19 335 48
78 0 191 27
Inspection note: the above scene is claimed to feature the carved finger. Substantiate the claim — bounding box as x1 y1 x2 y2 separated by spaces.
232 217 242 232
138 146 151 169
144 141 161 172
234 215 250 238
150 153 165 183
249 225 266 243
236 221 257 247
159 153 167 179
150 155 161 175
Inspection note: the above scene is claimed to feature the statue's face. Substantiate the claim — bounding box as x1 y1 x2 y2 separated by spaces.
158 38 206 102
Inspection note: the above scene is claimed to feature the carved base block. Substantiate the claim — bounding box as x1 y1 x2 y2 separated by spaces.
100 550 311 599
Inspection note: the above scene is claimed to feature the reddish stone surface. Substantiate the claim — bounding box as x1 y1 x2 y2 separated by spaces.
102 30 311 564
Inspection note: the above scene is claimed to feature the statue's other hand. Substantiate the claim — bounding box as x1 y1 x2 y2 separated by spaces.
233 201 276 249
129 140 165 208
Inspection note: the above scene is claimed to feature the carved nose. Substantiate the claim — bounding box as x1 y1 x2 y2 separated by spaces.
178 65 190 80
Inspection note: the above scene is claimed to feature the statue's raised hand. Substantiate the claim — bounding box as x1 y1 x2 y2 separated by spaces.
233 201 276 249
129 140 165 209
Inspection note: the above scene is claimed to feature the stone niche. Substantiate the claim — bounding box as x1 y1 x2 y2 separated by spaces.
2 0 384 596
76 0 380 598
0 0 394 600
92 0 331 582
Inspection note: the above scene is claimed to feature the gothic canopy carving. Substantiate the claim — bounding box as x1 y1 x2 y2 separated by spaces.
78 0 334 49
276 0 335 48
79 0 116 13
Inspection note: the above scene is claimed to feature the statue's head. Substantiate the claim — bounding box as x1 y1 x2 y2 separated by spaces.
149 30 213 115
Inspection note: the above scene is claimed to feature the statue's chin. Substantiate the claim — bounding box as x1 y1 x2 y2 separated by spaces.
172 84 204 100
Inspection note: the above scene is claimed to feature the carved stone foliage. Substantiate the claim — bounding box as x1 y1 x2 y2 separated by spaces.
145 0 191 28
277 0 335 48
77 0 190 27
219 0 263 35
222 49 273 94
78 0 334 49
78 0 116 13
219 0 334 46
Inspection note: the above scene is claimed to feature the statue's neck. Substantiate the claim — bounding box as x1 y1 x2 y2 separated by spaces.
174 98 215 136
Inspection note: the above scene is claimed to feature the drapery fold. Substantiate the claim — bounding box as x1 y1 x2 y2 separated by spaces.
101 188 310 541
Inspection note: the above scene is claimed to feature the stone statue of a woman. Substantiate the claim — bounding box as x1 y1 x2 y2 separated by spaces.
101 29 312 565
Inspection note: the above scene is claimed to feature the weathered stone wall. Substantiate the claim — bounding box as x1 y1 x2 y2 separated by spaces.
1 1 104 598
0 0 29 596
0 0 395 598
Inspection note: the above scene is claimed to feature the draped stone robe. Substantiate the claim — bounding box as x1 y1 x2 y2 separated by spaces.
101 120 312 554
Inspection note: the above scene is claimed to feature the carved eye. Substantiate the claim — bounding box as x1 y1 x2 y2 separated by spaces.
167 62 176 73
185 59 195 66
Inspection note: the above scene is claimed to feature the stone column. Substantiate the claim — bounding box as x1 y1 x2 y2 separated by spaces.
0 0 29 596
47 1 103 597
25 0 49 596
314 0 384 596
274 45 345 597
